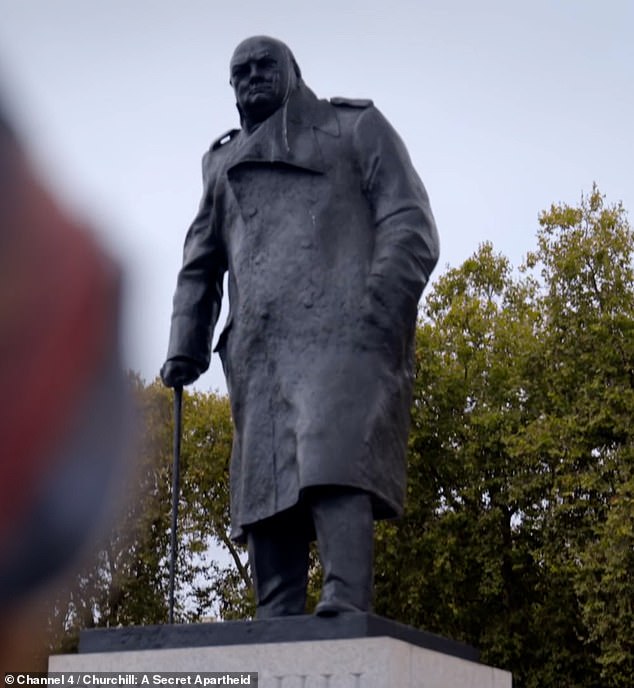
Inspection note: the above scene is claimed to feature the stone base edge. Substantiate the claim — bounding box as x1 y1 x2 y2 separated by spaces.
50 636 512 688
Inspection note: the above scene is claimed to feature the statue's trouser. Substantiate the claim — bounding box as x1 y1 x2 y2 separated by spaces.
246 487 374 618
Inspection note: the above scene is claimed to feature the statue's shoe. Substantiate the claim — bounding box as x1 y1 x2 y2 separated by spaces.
314 598 364 617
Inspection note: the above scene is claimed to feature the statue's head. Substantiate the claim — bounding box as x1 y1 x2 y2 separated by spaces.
230 36 301 130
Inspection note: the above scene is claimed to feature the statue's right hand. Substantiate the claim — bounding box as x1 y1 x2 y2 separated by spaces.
160 358 200 388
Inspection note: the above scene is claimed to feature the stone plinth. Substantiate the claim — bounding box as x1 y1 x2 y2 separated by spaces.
49 614 512 688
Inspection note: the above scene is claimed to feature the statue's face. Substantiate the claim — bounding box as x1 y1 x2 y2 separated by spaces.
230 37 290 126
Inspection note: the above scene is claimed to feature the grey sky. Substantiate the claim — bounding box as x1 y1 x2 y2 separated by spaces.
1 0 632 393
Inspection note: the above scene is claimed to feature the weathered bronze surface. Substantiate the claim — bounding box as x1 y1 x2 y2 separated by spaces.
163 36 439 618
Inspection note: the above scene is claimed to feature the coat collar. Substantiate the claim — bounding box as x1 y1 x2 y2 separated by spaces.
226 83 339 174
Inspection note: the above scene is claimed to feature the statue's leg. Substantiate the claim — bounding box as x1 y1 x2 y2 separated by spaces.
309 487 374 616
246 506 310 619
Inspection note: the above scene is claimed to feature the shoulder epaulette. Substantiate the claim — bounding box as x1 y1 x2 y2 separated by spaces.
211 128 240 151
329 97 374 108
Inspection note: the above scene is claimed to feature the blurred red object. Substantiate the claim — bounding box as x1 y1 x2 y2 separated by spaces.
0 108 129 612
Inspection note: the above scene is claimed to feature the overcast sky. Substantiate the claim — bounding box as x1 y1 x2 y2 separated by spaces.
1 0 632 393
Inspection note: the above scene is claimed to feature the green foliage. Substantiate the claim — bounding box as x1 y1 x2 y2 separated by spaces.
46 377 173 652
47 378 253 654
176 387 253 621
375 187 634 687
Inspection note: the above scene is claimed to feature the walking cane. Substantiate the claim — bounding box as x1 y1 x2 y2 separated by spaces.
168 384 183 624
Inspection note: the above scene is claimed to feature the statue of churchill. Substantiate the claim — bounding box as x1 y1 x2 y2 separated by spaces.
162 36 440 619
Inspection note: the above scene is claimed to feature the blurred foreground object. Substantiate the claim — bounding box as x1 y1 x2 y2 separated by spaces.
0 104 128 665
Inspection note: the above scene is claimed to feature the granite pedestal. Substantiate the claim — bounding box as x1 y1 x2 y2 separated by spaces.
49 614 512 687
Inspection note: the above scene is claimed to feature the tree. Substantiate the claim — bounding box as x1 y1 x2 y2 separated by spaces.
374 187 634 688
46 379 252 655
46 377 174 653
175 385 253 620
531 186 634 687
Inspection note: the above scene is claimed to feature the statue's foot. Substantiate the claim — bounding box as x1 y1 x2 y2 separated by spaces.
314 598 363 617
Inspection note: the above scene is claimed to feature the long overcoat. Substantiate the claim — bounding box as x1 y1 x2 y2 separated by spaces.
166 83 439 542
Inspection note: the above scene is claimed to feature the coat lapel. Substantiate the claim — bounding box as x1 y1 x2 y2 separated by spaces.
226 84 339 175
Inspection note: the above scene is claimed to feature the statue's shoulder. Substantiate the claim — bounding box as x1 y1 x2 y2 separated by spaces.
210 128 241 152
329 97 374 109
201 129 240 186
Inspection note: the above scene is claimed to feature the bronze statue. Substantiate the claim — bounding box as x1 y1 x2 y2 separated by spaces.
162 36 440 619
